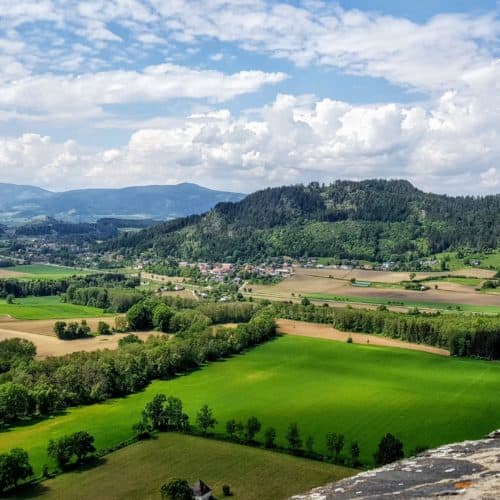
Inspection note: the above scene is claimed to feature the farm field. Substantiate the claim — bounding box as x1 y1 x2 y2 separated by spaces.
276 319 450 356
247 267 500 313
0 264 89 279
304 292 500 314
0 325 154 358
16 434 353 500
0 296 108 320
3 336 500 473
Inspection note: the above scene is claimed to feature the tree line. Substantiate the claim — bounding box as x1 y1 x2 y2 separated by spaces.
273 302 500 359
0 272 138 299
0 308 276 425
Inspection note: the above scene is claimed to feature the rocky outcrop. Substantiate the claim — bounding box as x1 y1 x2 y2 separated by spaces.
291 431 500 499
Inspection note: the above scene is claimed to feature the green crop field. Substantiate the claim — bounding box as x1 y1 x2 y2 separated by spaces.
16 434 353 500
0 296 107 319
305 292 500 314
3 336 500 474
7 264 89 278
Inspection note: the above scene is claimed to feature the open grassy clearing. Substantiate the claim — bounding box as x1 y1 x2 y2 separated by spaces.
432 250 500 271
3 336 500 472
17 434 353 500
0 296 108 320
0 264 90 279
305 292 500 314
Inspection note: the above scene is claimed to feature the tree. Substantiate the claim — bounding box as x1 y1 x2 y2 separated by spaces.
374 433 404 465
0 382 31 423
301 297 311 306
142 394 167 430
196 404 217 434
222 484 232 496
53 321 67 339
97 321 111 335
127 302 153 331
47 435 74 468
160 478 192 500
153 303 173 332
5 294 14 305
350 441 360 467
71 431 95 462
325 432 344 461
244 416 261 442
286 423 302 452
264 427 277 448
0 448 33 492
305 435 314 454
114 315 129 333
48 431 95 468
226 419 238 440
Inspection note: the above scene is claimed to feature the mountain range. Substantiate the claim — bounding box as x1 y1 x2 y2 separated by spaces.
106 179 500 263
0 183 245 224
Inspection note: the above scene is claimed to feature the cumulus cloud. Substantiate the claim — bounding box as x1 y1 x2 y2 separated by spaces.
1 68 499 195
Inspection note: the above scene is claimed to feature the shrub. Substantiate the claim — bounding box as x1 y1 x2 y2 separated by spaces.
160 478 192 500
374 433 404 465
97 321 111 335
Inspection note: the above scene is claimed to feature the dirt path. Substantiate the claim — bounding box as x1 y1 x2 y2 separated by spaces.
276 319 450 356
0 328 157 358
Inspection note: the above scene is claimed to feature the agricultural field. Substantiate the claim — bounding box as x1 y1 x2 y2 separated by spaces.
17 434 353 500
304 292 500 314
0 296 108 320
0 324 154 359
3 335 500 475
247 267 500 313
0 264 89 279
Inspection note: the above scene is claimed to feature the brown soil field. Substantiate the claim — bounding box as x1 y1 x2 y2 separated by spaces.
0 269 27 278
249 267 500 308
0 327 157 358
0 316 119 336
276 318 450 356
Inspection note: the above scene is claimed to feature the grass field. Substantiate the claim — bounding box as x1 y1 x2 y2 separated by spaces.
2 264 90 279
3 336 500 473
305 292 500 313
432 250 500 271
17 434 353 500
0 296 107 320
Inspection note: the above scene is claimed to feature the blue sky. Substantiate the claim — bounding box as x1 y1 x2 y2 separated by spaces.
0 0 498 194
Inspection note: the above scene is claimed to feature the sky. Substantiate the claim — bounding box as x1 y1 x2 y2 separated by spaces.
0 1 499 195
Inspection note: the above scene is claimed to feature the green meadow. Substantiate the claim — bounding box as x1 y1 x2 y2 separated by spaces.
17 434 353 500
0 296 107 319
305 292 500 313
2 336 499 473
8 264 90 278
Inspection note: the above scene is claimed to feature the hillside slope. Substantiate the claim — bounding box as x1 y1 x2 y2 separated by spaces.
106 179 500 262
0 183 245 223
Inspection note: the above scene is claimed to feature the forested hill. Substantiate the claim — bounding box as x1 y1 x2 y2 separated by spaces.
105 180 500 263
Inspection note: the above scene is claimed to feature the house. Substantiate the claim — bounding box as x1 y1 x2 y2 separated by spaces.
191 479 212 500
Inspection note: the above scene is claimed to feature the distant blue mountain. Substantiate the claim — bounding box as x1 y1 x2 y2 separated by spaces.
0 182 245 223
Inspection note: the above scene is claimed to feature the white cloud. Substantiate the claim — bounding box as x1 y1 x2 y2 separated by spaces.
0 64 286 119
1 69 499 195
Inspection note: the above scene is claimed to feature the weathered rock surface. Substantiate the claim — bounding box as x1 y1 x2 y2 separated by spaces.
291 430 500 499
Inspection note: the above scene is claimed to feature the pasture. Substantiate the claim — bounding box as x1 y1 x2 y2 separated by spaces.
0 264 89 279
3 335 500 473
0 296 107 320
17 434 353 500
